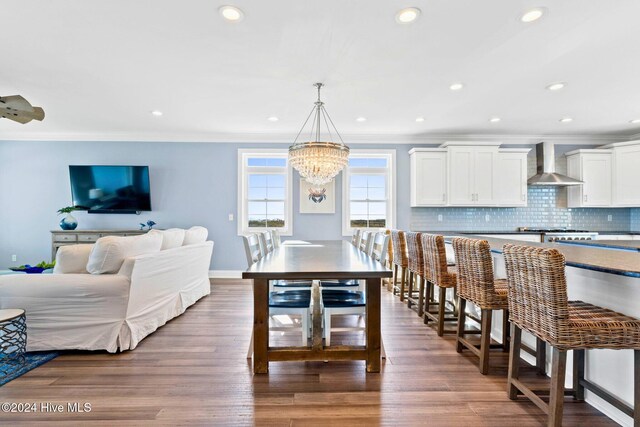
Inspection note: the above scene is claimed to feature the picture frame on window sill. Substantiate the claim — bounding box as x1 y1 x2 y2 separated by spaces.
299 178 335 214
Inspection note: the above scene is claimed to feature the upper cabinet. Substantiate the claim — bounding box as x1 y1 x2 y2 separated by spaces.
446 144 499 206
409 142 530 207
565 141 640 207
608 141 640 207
409 149 447 207
496 149 529 207
566 150 612 207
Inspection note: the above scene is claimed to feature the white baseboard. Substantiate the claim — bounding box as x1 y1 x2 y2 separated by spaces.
209 270 243 279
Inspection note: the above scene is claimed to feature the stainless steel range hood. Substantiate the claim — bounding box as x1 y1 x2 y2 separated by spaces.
527 141 583 186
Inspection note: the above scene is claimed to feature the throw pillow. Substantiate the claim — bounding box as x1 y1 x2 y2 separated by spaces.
86 232 163 274
182 226 208 246
149 228 186 250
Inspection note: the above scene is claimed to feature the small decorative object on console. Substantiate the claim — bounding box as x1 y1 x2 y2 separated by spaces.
139 220 157 231
57 206 80 230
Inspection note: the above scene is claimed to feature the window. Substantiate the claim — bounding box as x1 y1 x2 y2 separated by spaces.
238 150 292 236
342 150 396 235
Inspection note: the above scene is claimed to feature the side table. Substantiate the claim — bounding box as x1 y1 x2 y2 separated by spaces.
0 309 27 380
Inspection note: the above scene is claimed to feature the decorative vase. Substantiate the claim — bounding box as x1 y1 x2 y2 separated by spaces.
59 213 78 230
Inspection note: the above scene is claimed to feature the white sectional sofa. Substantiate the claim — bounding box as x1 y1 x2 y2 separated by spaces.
0 226 213 353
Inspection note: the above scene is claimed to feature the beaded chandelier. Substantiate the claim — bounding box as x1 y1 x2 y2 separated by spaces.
289 83 350 186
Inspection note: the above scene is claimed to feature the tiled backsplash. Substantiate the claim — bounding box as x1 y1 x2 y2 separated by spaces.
411 186 632 232
632 209 640 232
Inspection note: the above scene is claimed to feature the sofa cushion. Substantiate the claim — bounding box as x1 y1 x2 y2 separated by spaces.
183 226 208 246
53 244 94 274
149 228 186 250
86 233 163 274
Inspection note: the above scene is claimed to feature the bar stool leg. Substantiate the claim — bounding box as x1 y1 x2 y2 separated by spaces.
423 280 432 324
456 297 467 353
502 309 510 352
634 350 639 427
479 309 493 375
537 339 547 375
399 267 407 301
549 347 567 427
391 264 398 293
417 276 425 317
573 349 585 401
406 271 414 308
437 286 447 336
507 324 522 399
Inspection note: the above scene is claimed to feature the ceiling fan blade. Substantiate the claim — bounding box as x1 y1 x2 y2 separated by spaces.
0 95 45 124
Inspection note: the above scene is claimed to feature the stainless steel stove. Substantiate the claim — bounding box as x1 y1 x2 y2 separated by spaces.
518 227 599 242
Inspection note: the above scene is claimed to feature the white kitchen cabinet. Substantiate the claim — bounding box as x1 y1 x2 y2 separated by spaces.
604 141 640 206
445 143 499 206
495 150 529 207
409 149 447 206
565 150 612 207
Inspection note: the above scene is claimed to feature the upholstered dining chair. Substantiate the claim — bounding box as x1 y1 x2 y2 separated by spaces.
243 234 311 358
270 229 281 249
359 231 374 256
260 231 274 256
351 229 362 247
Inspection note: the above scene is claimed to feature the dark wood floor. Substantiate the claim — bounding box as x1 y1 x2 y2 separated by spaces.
0 280 616 426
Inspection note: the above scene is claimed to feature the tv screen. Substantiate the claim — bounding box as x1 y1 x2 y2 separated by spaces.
69 165 152 213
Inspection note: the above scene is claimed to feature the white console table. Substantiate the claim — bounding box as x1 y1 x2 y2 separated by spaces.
50 229 146 260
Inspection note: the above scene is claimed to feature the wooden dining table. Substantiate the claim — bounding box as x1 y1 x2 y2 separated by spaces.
242 240 392 374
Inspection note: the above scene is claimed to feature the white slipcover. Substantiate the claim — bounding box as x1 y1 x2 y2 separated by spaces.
149 228 186 250
86 232 163 274
0 240 213 353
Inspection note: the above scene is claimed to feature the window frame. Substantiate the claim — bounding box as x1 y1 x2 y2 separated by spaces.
237 149 293 236
342 149 396 236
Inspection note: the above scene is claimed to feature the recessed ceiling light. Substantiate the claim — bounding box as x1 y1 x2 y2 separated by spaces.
449 82 464 91
219 5 244 22
559 117 573 123
395 7 421 24
267 116 279 122
521 8 545 23
151 110 163 117
356 117 367 122
489 117 501 123
415 117 425 122
546 82 566 91
630 119 640 124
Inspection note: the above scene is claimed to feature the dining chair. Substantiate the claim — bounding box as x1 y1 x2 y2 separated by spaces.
503 244 640 427
261 231 274 255
359 231 374 256
390 230 408 300
452 237 509 374
351 229 362 247
270 229 281 249
243 234 312 358
370 232 390 265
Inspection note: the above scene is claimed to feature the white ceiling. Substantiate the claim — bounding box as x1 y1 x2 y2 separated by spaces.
2 0 640 143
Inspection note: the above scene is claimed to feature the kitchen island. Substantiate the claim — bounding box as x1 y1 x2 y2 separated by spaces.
558 239 640 252
443 234 640 426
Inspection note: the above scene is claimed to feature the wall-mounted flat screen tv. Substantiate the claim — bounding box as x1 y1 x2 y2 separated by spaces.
69 165 152 213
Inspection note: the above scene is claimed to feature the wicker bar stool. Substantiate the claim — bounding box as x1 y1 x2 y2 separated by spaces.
405 232 425 317
503 244 640 427
383 229 394 291
422 234 458 336
452 237 509 374
390 230 408 301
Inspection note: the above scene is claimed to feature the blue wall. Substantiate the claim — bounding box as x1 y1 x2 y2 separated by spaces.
0 140 635 271
0 141 411 271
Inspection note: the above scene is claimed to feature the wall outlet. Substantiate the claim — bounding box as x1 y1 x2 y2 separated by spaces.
437 214 443 222
607 214 612 222
228 214 234 221
485 214 491 222
11 254 17 262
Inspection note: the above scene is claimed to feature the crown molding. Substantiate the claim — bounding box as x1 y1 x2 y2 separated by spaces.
0 130 632 145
